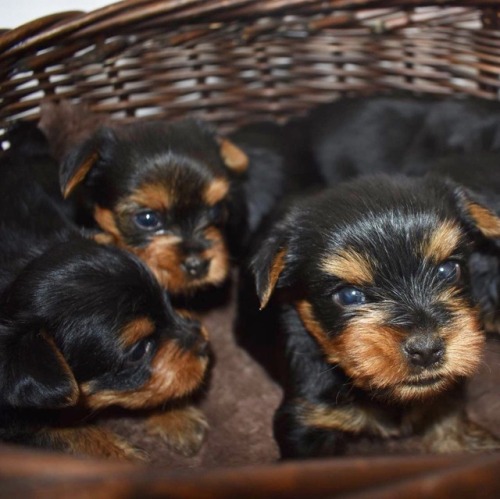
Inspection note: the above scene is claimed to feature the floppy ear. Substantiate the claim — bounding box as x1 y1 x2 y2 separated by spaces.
454 186 500 240
218 137 249 174
463 201 500 239
0 328 79 409
251 220 293 309
59 127 116 199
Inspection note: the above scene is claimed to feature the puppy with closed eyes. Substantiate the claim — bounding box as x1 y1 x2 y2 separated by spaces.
300 94 500 183
252 173 500 459
59 118 250 295
0 123 210 460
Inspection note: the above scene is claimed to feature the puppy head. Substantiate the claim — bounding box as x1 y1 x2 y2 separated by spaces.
0 240 209 410
253 175 499 402
60 119 248 294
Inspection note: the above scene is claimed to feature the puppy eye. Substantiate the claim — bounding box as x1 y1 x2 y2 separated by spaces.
134 210 162 230
127 338 153 364
333 287 367 307
436 260 461 283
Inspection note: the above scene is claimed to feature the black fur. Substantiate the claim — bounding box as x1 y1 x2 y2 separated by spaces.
0 123 209 457
252 174 500 459
426 152 500 329
60 119 249 295
299 95 500 183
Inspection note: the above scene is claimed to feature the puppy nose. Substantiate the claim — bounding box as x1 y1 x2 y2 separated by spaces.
196 339 210 357
183 256 209 278
404 336 444 368
178 327 209 356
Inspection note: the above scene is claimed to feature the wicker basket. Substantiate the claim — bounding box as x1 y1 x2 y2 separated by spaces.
2 0 500 133
2 1 500 497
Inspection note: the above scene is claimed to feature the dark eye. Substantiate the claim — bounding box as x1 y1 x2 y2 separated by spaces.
333 287 367 307
127 338 153 364
134 210 162 230
436 260 461 283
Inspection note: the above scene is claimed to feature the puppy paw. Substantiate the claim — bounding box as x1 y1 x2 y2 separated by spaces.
146 406 208 457
107 438 149 462
45 426 149 461
421 413 500 453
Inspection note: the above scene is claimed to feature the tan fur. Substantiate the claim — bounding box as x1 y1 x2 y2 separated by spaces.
63 152 98 199
94 206 122 241
120 317 156 348
203 177 229 205
437 298 485 379
422 222 463 263
299 394 499 452
94 206 229 293
202 226 230 286
146 406 208 456
219 138 249 173
260 247 287 309
295 296 484 402
133 237 185 292
294 300 342 364
128 183 172 212
420 411 500 453
40 332 79 407
321 249 374 286
336 316 411 396
298 399 401 438
81 340 208 410
92 232 116 245
45 426 145 461
467 202 500 238
131 226 229 293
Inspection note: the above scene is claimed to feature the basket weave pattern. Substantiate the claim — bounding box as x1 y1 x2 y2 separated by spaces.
1 1 500 131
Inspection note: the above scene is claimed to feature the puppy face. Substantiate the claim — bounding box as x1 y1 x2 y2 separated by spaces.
253 175 500 402
0 240 209 411
60 119 248 294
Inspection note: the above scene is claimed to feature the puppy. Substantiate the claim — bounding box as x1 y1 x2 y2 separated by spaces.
252 173 500 459
301 95 500 183
59 118 250 295
0 124 210 460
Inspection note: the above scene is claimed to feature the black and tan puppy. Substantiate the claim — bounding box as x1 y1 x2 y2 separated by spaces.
302 95 500 183
0 124 210 460
59 119 250 295
252 173 500 458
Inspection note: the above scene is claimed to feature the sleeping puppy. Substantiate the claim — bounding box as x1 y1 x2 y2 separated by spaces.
59 119 250 295
301 95 500 183
252 173 500 459
0 123 210 460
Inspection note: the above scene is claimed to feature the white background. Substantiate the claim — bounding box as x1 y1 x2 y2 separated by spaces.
1 1 114 29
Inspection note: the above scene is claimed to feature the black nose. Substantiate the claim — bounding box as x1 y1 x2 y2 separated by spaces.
404 336 445 368
182 256 209 279
196 339 210 357
178 326 209 357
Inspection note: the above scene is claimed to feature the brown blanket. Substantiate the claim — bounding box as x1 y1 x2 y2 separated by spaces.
37 101 500 468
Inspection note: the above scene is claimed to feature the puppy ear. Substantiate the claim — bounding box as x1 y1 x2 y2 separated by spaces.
0 329 79 409
464 201 500 239
59 127 116 199
251 221 293 309
218 137 249 173
454 187 500 239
